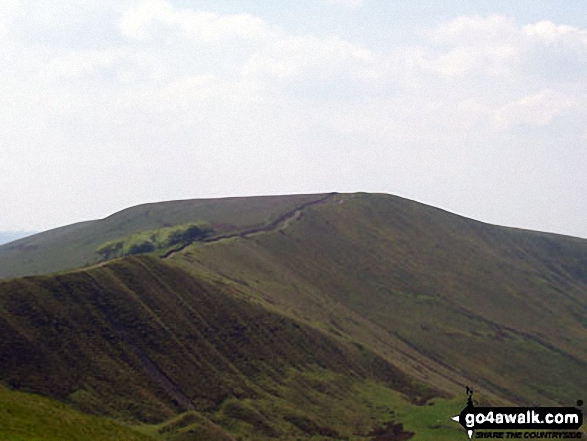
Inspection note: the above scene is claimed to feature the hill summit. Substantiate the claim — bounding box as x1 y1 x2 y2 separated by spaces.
0 192 585 440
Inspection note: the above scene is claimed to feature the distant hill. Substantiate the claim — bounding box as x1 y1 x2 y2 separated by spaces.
0 194 328 279
0 192 585 440
0 231 36 246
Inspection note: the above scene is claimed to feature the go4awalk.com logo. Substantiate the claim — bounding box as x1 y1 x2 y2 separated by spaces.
451 387 584 439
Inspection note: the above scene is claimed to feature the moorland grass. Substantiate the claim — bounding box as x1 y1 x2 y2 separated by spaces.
0 385 151 441
1 192 586 440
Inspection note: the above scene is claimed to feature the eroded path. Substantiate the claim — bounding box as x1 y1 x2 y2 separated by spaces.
161 192 337 259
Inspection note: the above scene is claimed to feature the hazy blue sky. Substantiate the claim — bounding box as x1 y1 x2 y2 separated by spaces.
1 1 586 238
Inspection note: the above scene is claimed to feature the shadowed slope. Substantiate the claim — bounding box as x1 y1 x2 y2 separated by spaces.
0 255 435 425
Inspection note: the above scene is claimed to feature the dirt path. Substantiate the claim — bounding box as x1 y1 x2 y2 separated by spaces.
161 192 337 259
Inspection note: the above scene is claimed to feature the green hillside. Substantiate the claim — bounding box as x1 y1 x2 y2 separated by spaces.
174 193 586 406
0 231 36 246
0 192 585 440
0 256 460 440
0 384 151 441
0 193 330 279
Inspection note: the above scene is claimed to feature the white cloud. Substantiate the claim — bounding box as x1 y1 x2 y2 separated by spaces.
424 15 587 83
427 15 520 45
492 89 576 129
522 21 587 44
119 0 271 42
118 0 172 39
2 5 587 237
421 15 524 78
0 0 22 37
41 49 123 80
425 43 520 77
242 35 375 84
325 0 364 9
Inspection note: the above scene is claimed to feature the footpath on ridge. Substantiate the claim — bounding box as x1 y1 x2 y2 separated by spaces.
161 192 337 259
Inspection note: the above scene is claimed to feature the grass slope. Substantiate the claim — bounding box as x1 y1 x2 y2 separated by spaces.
0 255 448 440
133 375 468 441
0 384 151 441
1 192 585 439
172 193 587 406
0 193 329 279
0 231 36 246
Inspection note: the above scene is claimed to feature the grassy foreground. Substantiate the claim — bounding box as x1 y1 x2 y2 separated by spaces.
0 385 150 441
0 375 468 441
132 372 467 441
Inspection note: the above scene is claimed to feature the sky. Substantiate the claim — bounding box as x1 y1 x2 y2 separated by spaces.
1 1 586 239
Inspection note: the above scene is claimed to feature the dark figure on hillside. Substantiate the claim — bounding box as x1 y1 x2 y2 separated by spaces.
466 386 474 407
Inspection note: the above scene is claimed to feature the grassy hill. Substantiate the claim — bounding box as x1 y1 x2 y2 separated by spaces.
0 231 36 246
0 384 151 441
0 192 585 440
174 193 586 406
0 194 330 279
0 255 456 440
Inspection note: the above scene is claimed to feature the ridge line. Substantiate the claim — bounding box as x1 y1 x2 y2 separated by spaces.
161 192 338 259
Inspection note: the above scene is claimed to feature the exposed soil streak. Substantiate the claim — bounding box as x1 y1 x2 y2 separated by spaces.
161 192 337 259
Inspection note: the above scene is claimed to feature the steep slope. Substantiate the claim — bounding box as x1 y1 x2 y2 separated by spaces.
0 193 330 279
171 193 587 406
0 255 443 440
1 192 585 439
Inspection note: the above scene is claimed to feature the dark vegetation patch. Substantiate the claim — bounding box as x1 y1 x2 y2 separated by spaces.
367 421 414 441
222 401 281 437
170 426 235 441
158 411 236 441
96 222 213 260
0 255 434 424
6 243 38 252
158 412 200 434
283 414 343 438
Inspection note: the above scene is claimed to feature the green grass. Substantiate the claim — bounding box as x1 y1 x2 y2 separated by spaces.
96 222 213 260
357 381 466 440
0 193 330 279
1 192 586 439
0 385 151 441
0 255 439 424
174 193 587 406
2 376 464 441
130 369 469 441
